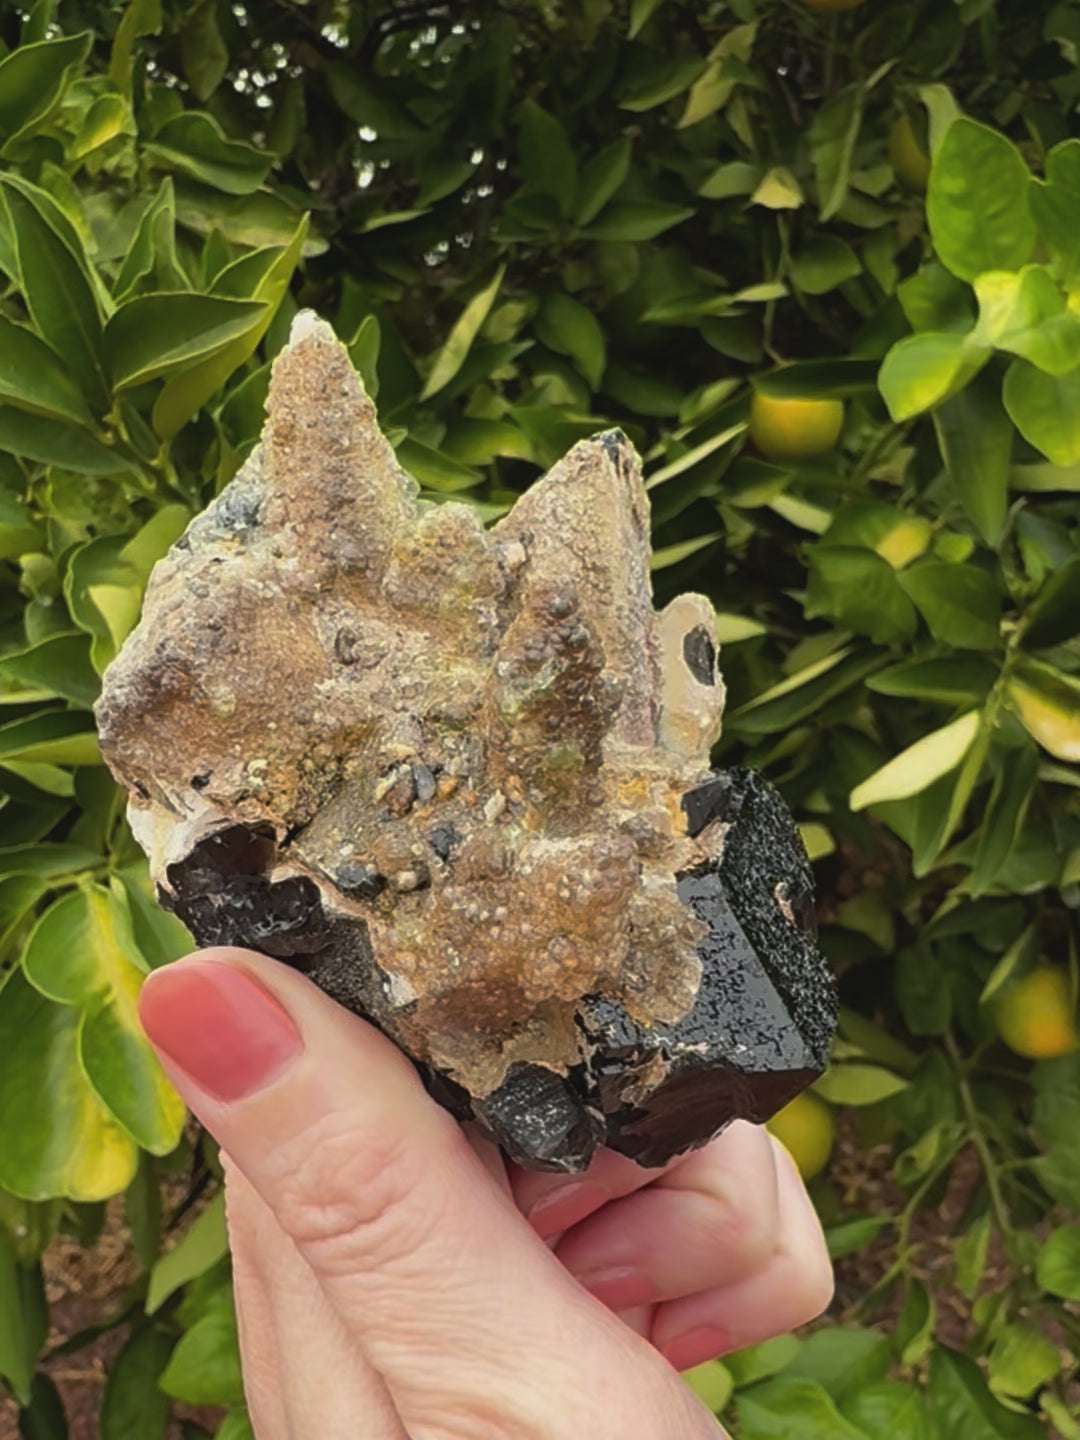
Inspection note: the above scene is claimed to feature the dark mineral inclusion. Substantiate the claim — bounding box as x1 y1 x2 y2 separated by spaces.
97 313 836 1173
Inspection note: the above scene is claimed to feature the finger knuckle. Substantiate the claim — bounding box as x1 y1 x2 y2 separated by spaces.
790 1242 835 1324
269 1111 436 1273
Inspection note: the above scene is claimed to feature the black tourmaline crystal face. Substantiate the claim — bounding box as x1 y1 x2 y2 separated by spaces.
96 313 836 1173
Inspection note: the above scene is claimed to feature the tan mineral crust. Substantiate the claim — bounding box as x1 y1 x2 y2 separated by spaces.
97 313 834 1172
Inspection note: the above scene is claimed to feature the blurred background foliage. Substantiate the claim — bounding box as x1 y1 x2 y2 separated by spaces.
1 0 1080 1435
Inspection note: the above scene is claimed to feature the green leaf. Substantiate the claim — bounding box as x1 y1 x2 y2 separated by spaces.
395 436 481 493
100 1324 171 1440
899 562 1000 649
815 1065 908 1105
109 0 162 98
0 177 108 413
895 946 952 1036
850 711 981 810
629 0 668 36
69 93 128 163
684 1360 733 1415
0 967 136 1202
785 1328 890 1401
0 1232 45 1406
215 1412 255 1440
824 1216 891 1260
809 87 865 222
650 532 721 571
117 864 193 970
104 292 267 391
928 120 1036 282
535 293 606 390
896 1279 937 1367
899 262 976 335
790 237 861 296
932 365 1013 546
1006 658 1080 761
581 200 695 242
868 657 997 706
0 32 92 152
145 112 272 196
974 266 1080 375
518 100 577 217
756 359 879 400
15 1373 68 1440
22 885 184 1154
878 331 990 421
0 311 95 428
0 408 126 474
575 138 632 227
988 1324 1059 1402
843 1381 931 1440
0 711 100 768
750 168 804 211
602 366 683 417
698 161 761 201
1003 360 1080 466
159 1292 244 1406
1030 140 1080 285
153 215 308 437
678 24 757 130
181 0 229 101
420 266 505 401
955 1211 992 1300
146 1191 227 1315
113 178 187 300
928 1347 1044 1440
805 547 917 645
619 56 705 112
971 744 1039 895
0 843 100 880
1036 1225 1080 1299
0 634 99 709
738 1375 871 1440
1023 556 1080 648
730 648 884 735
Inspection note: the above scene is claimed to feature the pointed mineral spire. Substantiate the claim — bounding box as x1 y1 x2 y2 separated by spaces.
491 430 660 749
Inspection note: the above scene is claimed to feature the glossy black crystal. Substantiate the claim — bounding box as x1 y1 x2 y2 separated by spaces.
160 766 836 1173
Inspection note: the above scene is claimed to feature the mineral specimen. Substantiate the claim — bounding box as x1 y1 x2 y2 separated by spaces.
96 312 836 1172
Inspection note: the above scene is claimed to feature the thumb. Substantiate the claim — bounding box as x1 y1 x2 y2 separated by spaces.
137 949 697 1433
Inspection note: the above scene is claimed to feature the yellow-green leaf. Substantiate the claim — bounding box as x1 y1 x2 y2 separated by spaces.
850 710 981 811
420 265 505 401
0 967 136 1202
1007 660 1080 761
23 885 184 1154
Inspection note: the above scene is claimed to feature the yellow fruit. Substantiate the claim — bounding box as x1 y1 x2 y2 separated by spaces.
889 112 931 193
995 968 1079 1061
749 391 845 463
766 1092 835 1181
800 0 866 10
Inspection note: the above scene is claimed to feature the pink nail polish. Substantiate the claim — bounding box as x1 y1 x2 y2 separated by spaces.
663 1326 734 1373
138 962 302 1102
527 1182 608 1239
580 1266 656 1312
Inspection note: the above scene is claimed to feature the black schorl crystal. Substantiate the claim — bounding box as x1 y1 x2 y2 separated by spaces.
159 766 835 1173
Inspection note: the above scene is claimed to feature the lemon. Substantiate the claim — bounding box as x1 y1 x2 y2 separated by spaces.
889 112 931 193
749 391 845 462
767 1091 835 1181
995 968 1079 1061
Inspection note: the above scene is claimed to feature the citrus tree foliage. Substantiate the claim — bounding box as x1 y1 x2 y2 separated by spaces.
0 0 1079 1435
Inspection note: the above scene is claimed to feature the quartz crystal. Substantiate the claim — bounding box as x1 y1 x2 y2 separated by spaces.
97 313 836 1172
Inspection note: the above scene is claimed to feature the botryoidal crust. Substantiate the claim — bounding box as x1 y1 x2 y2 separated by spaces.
96 313 836 1172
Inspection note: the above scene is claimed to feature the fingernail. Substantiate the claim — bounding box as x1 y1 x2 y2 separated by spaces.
527 1182 608 1239
139 962 302 1103
578 1265 656 1312
663 1326 734 1373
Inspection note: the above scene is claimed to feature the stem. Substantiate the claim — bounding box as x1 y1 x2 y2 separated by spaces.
946 1029 1012 1236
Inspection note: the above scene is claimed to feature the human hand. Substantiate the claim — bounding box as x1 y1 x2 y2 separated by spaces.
139 949 833 1439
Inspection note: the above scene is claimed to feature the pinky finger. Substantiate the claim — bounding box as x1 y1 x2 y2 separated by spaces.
650 1139 834 1374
